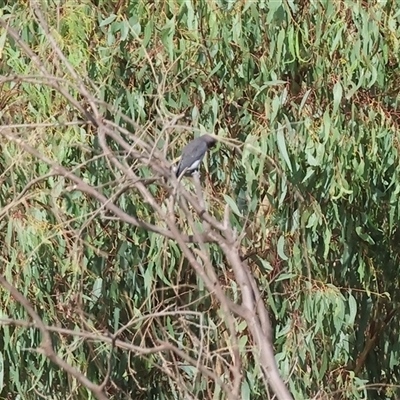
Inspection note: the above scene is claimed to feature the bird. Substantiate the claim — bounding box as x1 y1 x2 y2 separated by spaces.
175 134 217 177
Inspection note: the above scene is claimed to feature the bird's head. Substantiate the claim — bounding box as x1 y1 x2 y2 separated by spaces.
202 134 217 149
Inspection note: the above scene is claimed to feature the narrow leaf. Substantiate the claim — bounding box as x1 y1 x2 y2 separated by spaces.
276 127 293 172
223 194 243 217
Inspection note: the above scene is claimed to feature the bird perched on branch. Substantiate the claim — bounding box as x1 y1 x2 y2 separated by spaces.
175 134 217 177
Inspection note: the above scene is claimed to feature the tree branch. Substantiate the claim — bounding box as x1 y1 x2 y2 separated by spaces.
0 275 109 400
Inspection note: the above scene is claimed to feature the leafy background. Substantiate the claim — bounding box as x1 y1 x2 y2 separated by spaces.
1 0 400 399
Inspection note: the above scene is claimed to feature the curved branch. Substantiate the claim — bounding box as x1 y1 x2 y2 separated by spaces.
0 19 98 126
212 230 293 400
0 275 109 400
0 128 172 234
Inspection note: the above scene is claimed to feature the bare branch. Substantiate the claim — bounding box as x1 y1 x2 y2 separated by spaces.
0 19 98 126
213 227 294 400
0 275 109 400
0 128 173 238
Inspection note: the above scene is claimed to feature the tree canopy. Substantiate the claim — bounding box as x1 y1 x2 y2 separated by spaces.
1 1 400 399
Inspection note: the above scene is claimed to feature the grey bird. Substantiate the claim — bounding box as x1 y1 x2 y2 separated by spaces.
175 134 217 177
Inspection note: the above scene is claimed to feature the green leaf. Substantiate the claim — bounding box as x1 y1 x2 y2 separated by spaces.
143 19 154 47
355 226 375 244
276 126 293 172
100 14 117 27
347 293 357 325
277 235 289 261
91 278 103 305
333 81 343 114
239 335 248 352
223 194 243 217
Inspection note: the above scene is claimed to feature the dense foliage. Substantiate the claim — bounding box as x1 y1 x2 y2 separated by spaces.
1 0 400 399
